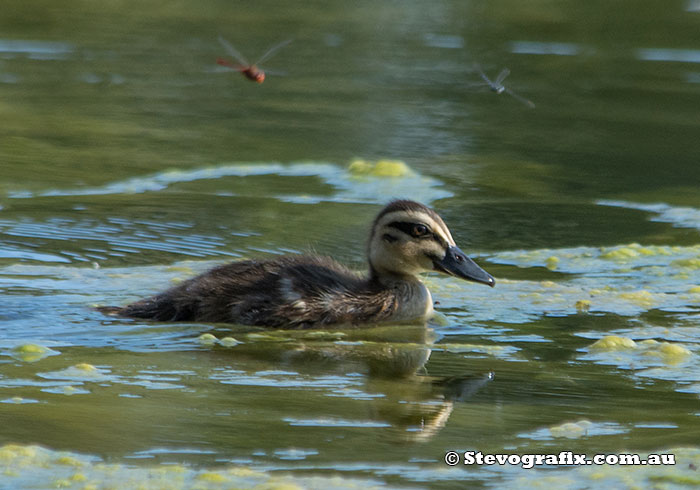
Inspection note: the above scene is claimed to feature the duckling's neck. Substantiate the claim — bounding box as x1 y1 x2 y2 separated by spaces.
369 266 434 322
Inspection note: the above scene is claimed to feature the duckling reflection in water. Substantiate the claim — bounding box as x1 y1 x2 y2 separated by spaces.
204 327 495 441
100 200 495 327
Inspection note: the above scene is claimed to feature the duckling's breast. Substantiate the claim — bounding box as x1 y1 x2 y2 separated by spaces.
390 279 434 322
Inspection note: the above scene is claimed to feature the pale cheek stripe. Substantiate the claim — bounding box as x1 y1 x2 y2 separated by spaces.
434 236 448 250
434 226 455 246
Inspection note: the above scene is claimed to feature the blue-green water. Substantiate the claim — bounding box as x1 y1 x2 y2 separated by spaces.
1 1 700 489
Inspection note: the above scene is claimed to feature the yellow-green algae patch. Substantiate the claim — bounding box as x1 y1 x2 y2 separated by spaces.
242 332 294 343
197 334 243 347
587 336 693 365
10 344 60 363
197 333 218 345
347 158 414 177
428 271 670 322
617 290 655 308
639 340 693 365
74 363 97 372
575 299 591 312
55 455 83 467
0 444 383 490
492 243 700 273
520 420 627 441
463 243 700 320
196 472 228 483
19 160 451 210
549 419 594 439
298 331 347 340
1 396 39 404
510 446 700 490
582 335 696 379
426 243 700 392
600 243 674 261
589 336 638 350
673 257 700 269
545 256 559 270
219 336 241 347
58 386 89 396
37 364 114 384
62 364 101 378
600 245 643 261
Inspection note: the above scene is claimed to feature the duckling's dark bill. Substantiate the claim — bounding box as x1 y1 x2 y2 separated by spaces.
433 246 495 287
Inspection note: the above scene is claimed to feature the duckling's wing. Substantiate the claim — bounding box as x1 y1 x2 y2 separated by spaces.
268 257 399 327
157 256 365 327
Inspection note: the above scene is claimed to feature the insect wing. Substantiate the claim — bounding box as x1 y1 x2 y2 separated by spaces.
216 57 245 71
254 39 292 65
261 69 288 77
494 68 511 85
217 35 250 66
504 87 535 108
474 63 492 84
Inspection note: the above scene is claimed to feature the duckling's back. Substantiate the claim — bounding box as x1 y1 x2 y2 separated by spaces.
104 256 399 328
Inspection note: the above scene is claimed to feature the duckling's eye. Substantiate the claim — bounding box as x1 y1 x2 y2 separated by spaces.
412 224 430 237
387 221 432 239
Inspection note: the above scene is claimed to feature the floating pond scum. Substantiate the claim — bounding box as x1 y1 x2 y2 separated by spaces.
1 443 699 489
0 444 387 490
6 161 452 205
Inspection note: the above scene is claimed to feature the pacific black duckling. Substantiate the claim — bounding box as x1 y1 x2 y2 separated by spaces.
100 200 495 328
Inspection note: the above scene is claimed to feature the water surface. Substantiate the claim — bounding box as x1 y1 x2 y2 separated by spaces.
2 1 700 489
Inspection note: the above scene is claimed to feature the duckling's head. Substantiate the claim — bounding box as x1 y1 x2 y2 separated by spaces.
368 200 495 287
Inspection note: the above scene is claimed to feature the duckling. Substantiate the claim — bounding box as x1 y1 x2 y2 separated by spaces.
99 200 495 328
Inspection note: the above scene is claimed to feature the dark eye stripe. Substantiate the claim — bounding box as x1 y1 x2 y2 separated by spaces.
387 221 448 247
388 221 424 237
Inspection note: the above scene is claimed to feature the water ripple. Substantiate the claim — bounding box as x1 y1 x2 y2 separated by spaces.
510 41 585 56
7 161 451 205
0 218 237 263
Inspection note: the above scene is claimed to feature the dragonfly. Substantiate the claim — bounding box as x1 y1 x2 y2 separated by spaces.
473 63 535 108
217 35 291 83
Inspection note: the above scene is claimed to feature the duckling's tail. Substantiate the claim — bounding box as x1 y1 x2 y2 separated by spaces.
96 294 196 322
